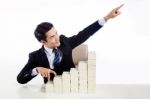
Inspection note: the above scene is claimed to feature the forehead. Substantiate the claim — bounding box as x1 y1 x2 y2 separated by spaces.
46 27 57 37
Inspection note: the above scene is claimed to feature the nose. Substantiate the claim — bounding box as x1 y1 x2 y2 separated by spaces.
56 35 59 41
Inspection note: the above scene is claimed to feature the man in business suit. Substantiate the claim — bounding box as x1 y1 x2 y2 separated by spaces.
17 4 123 84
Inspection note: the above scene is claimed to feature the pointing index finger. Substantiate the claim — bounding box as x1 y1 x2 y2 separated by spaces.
116 4 124 10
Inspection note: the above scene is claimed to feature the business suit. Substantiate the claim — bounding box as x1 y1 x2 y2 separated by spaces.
17 20 102 84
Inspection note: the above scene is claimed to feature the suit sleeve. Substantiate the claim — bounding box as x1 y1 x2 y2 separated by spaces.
17 53 38 84
68 20 103 49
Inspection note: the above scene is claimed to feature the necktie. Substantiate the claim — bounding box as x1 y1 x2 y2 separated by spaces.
53 48 62 66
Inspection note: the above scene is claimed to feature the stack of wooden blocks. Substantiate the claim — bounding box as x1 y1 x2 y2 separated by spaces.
87 52 96 93
45 52 96 94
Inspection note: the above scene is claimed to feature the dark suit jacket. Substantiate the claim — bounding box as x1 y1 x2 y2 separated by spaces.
17 20 102 84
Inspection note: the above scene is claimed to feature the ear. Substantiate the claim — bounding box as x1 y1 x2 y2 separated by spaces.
40 40 47 44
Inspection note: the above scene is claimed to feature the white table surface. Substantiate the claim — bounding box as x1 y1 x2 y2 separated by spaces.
1 82 150 99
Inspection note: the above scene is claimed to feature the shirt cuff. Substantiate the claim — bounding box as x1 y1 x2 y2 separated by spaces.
98 17 106 26
31 68 38 76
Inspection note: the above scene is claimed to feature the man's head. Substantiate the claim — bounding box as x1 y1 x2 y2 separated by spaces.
34 22 60 48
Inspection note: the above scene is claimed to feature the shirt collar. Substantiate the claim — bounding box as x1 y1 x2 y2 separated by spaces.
44 46 53 55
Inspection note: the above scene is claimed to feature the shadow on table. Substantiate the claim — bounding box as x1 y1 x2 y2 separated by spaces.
17 84 46 99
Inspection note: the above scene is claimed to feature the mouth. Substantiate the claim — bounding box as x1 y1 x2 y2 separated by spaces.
56 41 60 45
56 41 60 44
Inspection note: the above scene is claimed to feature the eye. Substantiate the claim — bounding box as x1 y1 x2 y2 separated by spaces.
55 32 58 36
51 35 55 38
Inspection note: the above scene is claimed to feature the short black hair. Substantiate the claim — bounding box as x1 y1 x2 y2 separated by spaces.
34 22 53 42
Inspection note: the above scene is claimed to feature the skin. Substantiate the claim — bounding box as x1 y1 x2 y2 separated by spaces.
36 4 124 79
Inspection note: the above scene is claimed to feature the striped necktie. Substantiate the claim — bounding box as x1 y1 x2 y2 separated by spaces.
53 48 62 66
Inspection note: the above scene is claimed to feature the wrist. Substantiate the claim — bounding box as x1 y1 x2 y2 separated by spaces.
104 16 110 22
36 67 41 73
31 68 39 76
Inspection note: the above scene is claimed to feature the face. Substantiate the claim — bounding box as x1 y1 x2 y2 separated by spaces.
41 27 60 48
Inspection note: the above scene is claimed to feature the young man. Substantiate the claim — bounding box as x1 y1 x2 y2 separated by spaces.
17 4 123 84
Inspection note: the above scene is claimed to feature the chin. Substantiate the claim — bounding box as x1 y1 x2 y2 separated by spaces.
56 42 60 47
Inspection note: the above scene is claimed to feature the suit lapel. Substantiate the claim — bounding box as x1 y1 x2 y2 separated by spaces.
39 46 50 68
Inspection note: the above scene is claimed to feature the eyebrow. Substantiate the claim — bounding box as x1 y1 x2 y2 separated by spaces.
48 32 57 38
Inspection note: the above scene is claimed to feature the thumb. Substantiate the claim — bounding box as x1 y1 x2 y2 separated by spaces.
51 70 57 76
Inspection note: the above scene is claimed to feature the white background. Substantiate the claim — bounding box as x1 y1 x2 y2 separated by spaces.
0 0 150 85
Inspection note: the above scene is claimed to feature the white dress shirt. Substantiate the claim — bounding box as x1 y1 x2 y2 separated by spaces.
98 17 106 26
44 46 55 69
